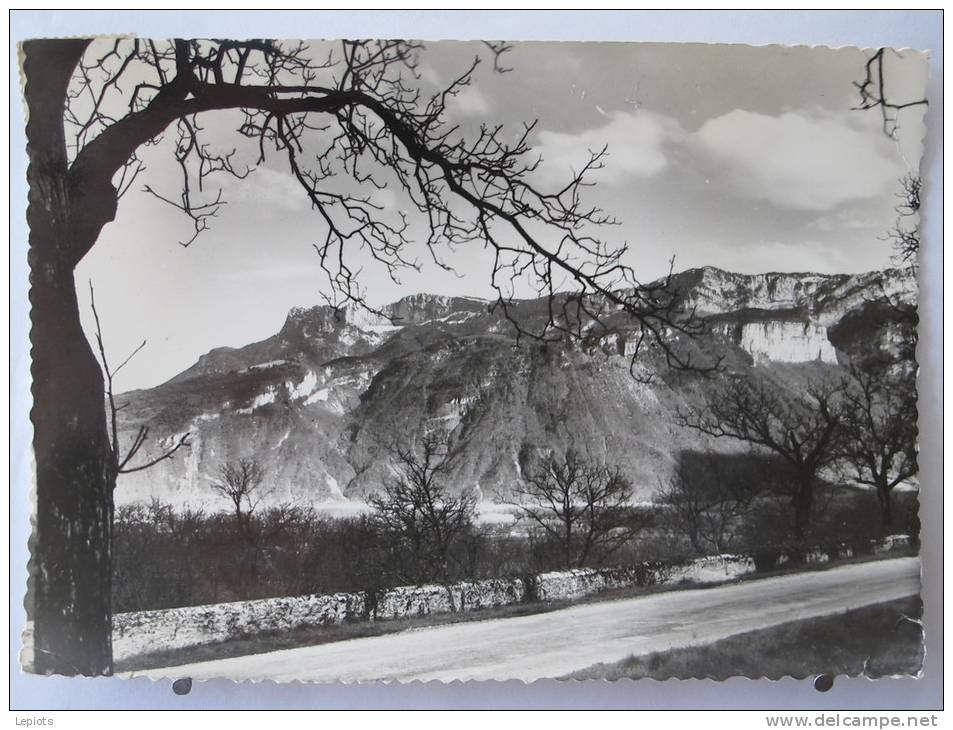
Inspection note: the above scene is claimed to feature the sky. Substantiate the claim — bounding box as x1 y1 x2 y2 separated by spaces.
73 40 929 392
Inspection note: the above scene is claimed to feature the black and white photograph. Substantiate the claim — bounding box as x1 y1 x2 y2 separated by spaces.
18 28 932 688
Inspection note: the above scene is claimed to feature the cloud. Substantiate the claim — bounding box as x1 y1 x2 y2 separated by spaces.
807 209 881 233
228 167 311 212
533 110 680 187
692 109 903 211
451 86 492 117
224 164 400 214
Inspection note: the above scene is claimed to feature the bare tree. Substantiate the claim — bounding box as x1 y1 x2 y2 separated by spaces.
366 430 476 584
850 172 921 526
676 377 844 540
838 364 918 529
212 458 266 538
506 448 639 569
210 458 274 591
656 451 762 555
885 174 922 266
23 36 712 675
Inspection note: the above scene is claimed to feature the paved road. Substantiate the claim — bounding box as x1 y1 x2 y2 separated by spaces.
132 557 919 682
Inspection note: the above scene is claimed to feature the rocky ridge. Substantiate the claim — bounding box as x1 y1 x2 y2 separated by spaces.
113 266 917 509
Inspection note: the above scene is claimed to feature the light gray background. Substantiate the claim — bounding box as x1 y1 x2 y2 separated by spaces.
9 9 943 710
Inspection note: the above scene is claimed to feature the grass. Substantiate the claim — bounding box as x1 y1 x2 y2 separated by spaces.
115 549 917 674
564 595 924 681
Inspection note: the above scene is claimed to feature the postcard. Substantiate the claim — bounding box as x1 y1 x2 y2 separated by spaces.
19 37 928 683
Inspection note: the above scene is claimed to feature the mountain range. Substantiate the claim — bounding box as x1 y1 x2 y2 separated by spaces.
112 266 917 510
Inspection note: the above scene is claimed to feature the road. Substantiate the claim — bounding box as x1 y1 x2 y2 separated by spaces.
130 557 919 682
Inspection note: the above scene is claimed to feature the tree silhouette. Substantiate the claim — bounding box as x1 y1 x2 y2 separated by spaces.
505 447 640 568
886 173 921 267
676 376 844 541
656 451 762 555
838 364 918 529
366 430 476 585
23 37 719 675
212 458 266 536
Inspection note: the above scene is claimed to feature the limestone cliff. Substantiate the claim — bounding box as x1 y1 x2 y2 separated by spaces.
112 267 916 508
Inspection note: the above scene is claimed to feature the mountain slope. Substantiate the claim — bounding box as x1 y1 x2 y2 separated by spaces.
112 267 917 508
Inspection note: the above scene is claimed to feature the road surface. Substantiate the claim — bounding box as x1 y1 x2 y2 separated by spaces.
131 557 919 682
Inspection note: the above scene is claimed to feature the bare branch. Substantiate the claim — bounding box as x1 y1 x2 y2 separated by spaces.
64 37 714 374
501 447 642 568
118 431 190 474
884 173 921 266
836 363 918 527
366 429 476 584
483 41 514 74
88 280 191 478
853 48 928 139
676 374 845 538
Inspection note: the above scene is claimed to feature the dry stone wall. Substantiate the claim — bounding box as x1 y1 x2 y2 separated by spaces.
371 577 526 620
113 592 364 662
668 554 756 584
110 537 913 663
532 563 669 602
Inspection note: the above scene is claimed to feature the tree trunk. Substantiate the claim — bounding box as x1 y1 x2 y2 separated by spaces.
564 520 573 569
793 475 814 541
877 482 893 530
30 251 115 675
25 39 117 675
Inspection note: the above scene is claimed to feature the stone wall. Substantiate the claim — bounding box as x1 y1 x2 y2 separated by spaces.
113 591 364 663
668 554 756 584
109 536 913 664
532 563 669 602
113 578 530 661
371 577 526 620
